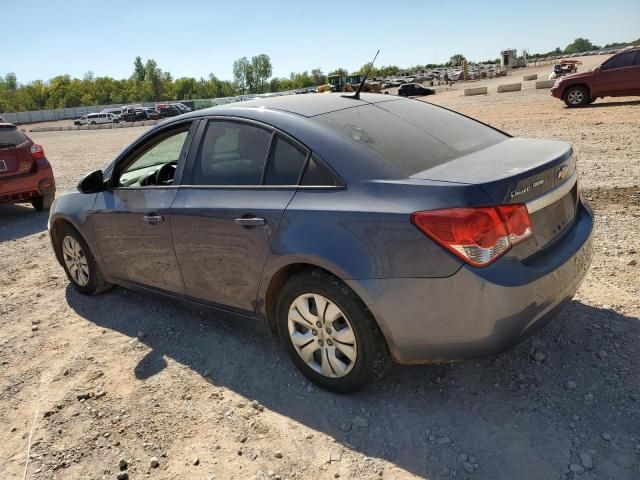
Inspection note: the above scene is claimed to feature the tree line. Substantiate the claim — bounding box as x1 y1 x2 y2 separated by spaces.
2 36 638 113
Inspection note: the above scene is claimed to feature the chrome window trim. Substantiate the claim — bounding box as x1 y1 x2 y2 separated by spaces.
526 171 577 214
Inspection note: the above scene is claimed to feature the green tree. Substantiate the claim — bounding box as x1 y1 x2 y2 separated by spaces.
328 68 348 77
132 56 146 82
233 57 251 94
449 54 466 66
564 38 600 54
310 68 325 85
144 59 163 100
250 54 273 93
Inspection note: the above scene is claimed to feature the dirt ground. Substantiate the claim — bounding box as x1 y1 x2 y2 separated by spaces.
1 59 639 480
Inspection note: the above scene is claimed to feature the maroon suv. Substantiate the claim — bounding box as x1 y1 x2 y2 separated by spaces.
0 123 55 211
551 48 640 107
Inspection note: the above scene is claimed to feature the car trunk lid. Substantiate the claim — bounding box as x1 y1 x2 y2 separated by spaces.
412 138 579 255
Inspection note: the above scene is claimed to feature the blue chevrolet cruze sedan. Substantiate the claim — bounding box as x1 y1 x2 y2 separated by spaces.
48 93 593 392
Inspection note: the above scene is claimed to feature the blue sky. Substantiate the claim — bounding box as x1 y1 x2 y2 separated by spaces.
4 0 639 83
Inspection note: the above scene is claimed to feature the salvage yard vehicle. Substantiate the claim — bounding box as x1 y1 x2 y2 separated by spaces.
48 93 593 393
74 113 119 126
551 47 640 107
0 123 55 210
398 83 435 97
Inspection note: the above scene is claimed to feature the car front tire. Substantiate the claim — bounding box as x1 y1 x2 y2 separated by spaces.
56 224 111 295
276 269 390 394
563 86 589 107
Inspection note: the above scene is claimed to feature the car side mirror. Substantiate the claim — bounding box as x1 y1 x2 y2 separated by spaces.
78 169 105 193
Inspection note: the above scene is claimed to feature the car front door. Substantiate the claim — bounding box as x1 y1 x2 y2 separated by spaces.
170 119 309 313
91 120 197 294
592 51 638 96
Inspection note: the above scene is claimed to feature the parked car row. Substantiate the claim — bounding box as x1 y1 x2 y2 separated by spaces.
73 102 192 126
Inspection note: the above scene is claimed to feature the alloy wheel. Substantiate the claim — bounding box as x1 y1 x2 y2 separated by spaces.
287 293 357 378
567 90 584 105
62 235 89 286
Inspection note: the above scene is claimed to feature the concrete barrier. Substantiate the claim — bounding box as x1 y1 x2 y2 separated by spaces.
30 120 158 133
464 87 488 96
522 74 538 81
535 79 556 89
497 83 522 93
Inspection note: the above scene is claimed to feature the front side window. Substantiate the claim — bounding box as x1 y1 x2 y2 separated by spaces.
118 125 190 187
191 121 272 185
602 52 635 70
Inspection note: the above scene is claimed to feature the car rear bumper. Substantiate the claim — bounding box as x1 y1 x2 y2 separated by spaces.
0 162 55 204
347 198 594 364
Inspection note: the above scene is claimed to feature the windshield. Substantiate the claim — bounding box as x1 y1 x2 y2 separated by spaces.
0 127 28 147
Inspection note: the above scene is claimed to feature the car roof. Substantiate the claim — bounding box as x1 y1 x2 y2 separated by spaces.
185 92 399 118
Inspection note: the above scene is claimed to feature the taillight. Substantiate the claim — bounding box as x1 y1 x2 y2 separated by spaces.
411 204 533 267
30 144 45 159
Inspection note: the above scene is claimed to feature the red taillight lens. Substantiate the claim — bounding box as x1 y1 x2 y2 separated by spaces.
411 205 533 267
30 144 45 159
496 204 533 245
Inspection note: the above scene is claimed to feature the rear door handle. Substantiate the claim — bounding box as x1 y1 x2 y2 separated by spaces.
235 217 266 227
143 214 164 225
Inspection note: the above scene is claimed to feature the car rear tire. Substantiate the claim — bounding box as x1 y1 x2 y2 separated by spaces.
57 224 111 295
276 269 390 394
31 194 54 212
563 86 589 108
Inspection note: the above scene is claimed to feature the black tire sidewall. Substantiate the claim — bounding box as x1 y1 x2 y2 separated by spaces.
57 224 105 295
276 271 389 394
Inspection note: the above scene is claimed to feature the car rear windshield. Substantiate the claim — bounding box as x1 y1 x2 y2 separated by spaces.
313 99 507 175
0 126 28 146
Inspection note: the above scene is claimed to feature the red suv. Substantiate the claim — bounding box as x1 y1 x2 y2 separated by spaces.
551 48 640 107
0 123 55 211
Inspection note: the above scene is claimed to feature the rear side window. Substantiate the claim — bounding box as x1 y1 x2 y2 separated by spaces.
192 121 272 185
0 127 28 146
313 100 506 176
301 155 339 186
263 136 307 185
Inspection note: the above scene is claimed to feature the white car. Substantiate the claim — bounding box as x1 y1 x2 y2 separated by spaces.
74 113 118 126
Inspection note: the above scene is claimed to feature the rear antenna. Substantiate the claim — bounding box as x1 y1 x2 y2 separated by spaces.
342 49 380 100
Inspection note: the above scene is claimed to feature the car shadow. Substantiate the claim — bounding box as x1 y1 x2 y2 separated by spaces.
0 203 48 242
65 286 640 479
587 99 640 108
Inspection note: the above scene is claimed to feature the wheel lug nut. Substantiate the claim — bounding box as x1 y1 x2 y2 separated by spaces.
326 327 332 334
318 339 324 346
312 329 318 336
316 321 322 328
327 339 333 346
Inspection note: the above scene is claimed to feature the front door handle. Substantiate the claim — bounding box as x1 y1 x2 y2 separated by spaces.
235 216 266 227
143 214 164 225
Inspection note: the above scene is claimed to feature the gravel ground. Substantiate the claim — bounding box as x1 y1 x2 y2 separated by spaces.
1 61 639 479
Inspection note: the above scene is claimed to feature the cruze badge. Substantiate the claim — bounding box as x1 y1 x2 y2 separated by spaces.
557 165 570 181
510 178 544 199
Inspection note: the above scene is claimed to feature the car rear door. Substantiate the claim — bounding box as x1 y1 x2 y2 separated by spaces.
91 120 197 293
170 118 308 314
